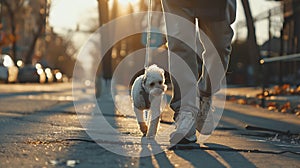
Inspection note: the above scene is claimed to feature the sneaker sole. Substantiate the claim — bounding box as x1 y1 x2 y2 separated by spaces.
170 133 196 145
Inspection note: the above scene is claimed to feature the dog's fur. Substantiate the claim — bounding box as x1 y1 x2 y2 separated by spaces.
131 64 167 138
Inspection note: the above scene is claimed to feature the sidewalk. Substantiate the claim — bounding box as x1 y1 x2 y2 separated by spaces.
91 82 300 167
219 86 300 116
0 83 299 167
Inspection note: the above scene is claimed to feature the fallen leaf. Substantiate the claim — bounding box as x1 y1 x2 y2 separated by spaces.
66 160 80 167
49 160 58 166
268 106 277 111
237 98 246 105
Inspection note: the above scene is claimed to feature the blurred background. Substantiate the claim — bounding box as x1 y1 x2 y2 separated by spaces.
0 0 299 89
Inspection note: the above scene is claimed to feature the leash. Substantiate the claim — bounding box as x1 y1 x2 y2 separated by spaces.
144 0 153 68
195 18 201 60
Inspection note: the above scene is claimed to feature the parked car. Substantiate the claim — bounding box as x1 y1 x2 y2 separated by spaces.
0 54 18 83
44 67 54 83
52 69 63 82
0 66 8 82
18 64 46 83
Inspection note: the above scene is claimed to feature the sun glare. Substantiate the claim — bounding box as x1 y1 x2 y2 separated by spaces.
117 0 139 6
49 0 97 30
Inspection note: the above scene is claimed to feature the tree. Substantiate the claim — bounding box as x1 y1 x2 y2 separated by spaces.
1 0 48 65
23 0 48 65
1 0 23 63
241 0 260 84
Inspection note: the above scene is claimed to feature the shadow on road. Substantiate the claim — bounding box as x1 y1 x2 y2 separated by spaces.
220 106 300 135
203 143 256 168
138 138 173 168
171 143 256 168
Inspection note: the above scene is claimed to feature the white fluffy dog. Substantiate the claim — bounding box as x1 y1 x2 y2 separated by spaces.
131 64 167 138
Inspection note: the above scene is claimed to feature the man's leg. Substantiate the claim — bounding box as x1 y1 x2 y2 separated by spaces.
196 1 236 134
161 0 199 143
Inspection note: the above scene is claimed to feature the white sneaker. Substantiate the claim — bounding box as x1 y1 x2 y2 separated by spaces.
170 112 197 144
196 97 214 135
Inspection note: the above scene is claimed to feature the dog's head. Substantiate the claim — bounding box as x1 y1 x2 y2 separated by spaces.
142 64 167 96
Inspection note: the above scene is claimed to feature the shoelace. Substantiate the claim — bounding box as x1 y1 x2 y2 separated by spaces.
199 97 214 117
175 112 194 129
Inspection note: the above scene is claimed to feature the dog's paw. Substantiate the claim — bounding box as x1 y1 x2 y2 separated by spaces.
138 122 148 135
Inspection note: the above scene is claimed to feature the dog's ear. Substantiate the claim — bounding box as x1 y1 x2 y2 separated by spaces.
158 68 165 78
142 75 147 87
160 69 165 75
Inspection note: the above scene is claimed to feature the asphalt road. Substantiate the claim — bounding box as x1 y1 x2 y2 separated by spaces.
0 82 299 167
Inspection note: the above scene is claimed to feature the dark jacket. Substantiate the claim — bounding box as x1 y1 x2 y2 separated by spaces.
167 0 228 21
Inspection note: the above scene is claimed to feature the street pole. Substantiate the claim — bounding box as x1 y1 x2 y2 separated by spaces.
268 10 271 59
97 0 113 82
